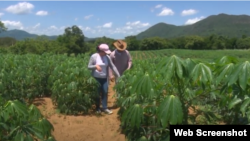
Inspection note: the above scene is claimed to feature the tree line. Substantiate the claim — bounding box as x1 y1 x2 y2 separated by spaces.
0 25 250 55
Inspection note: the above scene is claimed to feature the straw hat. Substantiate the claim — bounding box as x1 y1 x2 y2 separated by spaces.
113 40 127 51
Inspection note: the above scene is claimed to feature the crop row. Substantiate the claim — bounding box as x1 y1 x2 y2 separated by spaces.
0 53 99 114
0 53 98 140
114 55 250 140
130 49 250 62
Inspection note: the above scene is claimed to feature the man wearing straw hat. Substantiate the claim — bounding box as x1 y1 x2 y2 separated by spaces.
109 39 132 83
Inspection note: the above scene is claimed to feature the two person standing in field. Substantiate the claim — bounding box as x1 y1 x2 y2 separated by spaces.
87 40 132 115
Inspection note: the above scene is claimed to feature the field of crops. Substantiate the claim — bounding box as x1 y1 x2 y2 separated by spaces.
1 49 250 140
131 49 250 62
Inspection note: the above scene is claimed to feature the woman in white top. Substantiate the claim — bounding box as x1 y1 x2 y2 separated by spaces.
88 43 120 114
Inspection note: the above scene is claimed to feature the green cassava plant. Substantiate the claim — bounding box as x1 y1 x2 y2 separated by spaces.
114 55 250 141
0 96 55 141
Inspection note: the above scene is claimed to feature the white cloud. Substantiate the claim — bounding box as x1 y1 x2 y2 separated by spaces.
91 30 96 34
60 26 66 30
109 28 127 34
84 15 93 20
0 13 4 17
33 23 40 29
105 20 150 36
92 20 150 36
20 25 87 36
5 2 34 14
36 11 48 16
103 22 112 28
34 25 66 36
49 25 57 30
22 23 41 34
95 29 102 34
83 27 91 31
151 4 162 12
78 26 84 30
185 16 205 25
126 21 140 26
39 25 93 35
124 26 132 30
108 27 142 35
155 4 162 8
181 9 198 16
126 21 150 28
40 26 63 35
77 25 89 31
2 20 24 29
141 23 150 27
157 7 174 16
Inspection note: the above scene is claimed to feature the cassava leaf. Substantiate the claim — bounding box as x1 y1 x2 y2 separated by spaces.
228 97 242 109
157 95 183 127
121 104 144 129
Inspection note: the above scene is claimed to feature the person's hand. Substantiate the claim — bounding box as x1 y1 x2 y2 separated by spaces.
96 65 102 72
110 76 115 82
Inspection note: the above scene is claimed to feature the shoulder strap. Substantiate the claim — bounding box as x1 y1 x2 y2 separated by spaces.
106 55 111 63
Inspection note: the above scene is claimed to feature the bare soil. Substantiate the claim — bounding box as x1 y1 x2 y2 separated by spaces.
34 81 126 141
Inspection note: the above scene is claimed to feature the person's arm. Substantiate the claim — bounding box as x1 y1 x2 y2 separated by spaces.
107 55 120 78
108 67 114 79
108 52 115 79
126 50 132 70
88 54 97 70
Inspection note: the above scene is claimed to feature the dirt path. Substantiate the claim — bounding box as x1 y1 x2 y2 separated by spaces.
34 81 126 141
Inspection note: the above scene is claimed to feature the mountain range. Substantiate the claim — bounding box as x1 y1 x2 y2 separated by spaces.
0 29 96 41
1 13 250 41
136 13 250 39
0 29 58 40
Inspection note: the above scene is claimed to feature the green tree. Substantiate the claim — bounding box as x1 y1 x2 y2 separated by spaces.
140 37 167 50
0 37 16 47
170 37 186 49
204 34 227 50
93 36 115 50
236 37 250 49
57 25 88 55
184 35 205 49
226 37 238 49
242 34 247 39
0 21 7 32
125 36 140 51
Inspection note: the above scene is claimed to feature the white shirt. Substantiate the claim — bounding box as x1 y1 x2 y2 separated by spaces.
93 54 108 78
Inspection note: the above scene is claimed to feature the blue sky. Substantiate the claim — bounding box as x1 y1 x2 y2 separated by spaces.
0 1 250 39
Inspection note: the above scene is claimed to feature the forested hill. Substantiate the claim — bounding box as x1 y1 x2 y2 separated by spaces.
0 29 96 41
136 13 250 40
0 29 57 40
